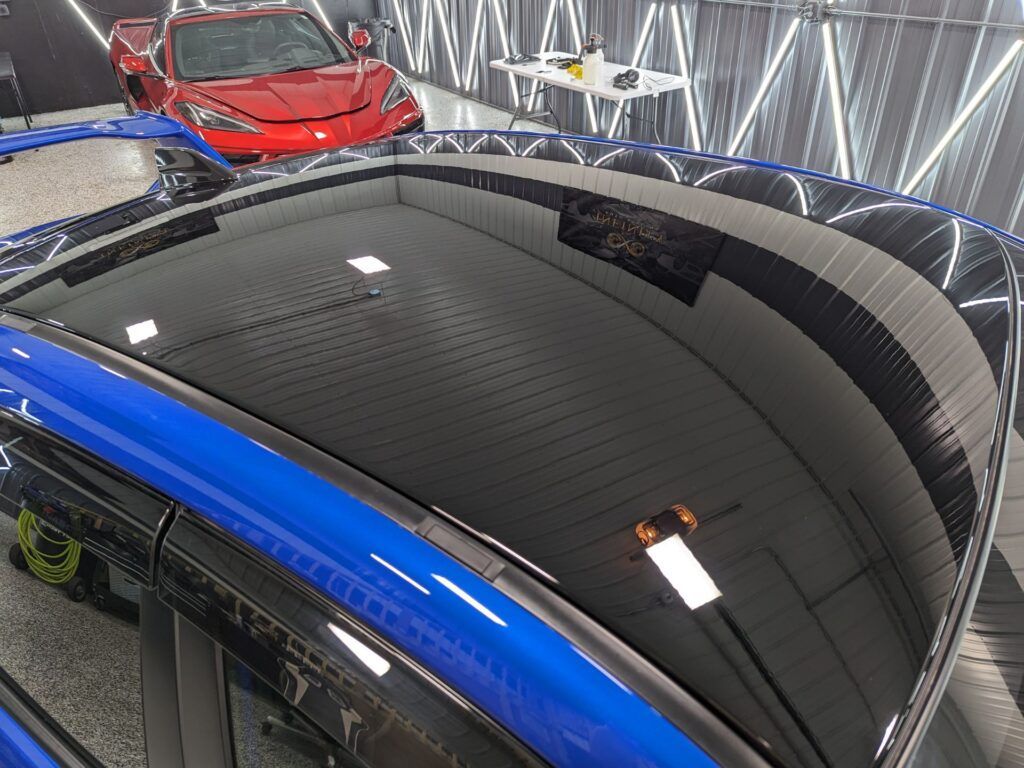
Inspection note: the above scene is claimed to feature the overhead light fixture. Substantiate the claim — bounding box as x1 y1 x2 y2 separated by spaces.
433 0 462 88
328 623 391 677
432 574 508 626
125 319 158 345
347 256 391 274
64 0 110 49
607 2 658 138
728 18 801 156
10 348 29 360
902 39 1024 194
636 504 720 610
670 4 702 152
464 0 487 88
821 18 852 178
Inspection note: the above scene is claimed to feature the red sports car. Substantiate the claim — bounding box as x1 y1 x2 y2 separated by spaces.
110 4 423 165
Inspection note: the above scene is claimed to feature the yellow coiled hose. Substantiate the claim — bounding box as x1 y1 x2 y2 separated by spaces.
16 509 80 585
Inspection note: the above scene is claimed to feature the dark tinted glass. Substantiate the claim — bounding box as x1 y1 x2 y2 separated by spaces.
172 14 350 81
4 134 1017 767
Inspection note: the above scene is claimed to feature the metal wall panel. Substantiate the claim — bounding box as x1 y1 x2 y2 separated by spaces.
383 0 1024 234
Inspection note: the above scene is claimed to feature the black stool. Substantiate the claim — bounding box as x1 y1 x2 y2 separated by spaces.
0 52 31 131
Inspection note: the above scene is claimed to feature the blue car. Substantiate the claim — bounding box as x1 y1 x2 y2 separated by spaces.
0 114 1020 768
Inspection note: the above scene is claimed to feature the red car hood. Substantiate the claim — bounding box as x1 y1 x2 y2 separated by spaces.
189 63 373 122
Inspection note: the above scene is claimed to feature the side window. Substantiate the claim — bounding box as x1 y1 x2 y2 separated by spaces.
162 512 544 768
0 413 170 767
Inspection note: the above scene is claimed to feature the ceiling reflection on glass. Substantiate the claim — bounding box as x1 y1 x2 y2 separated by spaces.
0 132 1019 768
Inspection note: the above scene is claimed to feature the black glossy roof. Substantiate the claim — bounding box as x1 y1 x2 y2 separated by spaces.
1 133 1021 768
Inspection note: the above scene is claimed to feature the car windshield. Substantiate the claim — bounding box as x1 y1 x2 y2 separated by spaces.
171 13 351 81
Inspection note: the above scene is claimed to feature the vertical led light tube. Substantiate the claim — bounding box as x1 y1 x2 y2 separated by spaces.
490 0 521 101
433 0 462 87
65 0 110 49
392 0 418 72
417 0 433 73
606 1 658 138
309 0 333 31
727 17 801 156
821 18 852 178
670 3 702 151
464 0 487 89
564 0 599 132
526 0 559 110
902 39 1024 194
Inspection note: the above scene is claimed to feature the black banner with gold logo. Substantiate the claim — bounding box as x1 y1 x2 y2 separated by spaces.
557 189 725 306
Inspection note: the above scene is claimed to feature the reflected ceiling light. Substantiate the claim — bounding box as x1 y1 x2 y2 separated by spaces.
874 714 899 760
560 139 586 165
347 256 391 274
371 553 430 594
251 169 287 177
65 0 110 49
821 18 852 179
728 18 801 156
564 0 599 132
416 0 432 72
408 136 426 154
826 201 927 224
494 135 517 155
426 135 445 153
468 135 489 152
694 164 744 187
444 134 465 153
942 219 963 290
432 574 508 626
593 147 628 167
959 296 1009 308
18 399 41 425
783 172 809 215
490 0 521 101
522 137 547 156
309 0 333 31
391 0 417 71
299 154 329 173
125 319 158 345
903 39 1024 195
0 267 32 276
45 236 68 262
10 348 29 360
670 4 702 151
607 1 658 138
636 505 720 610
433 0 462 88
328 623 391 677
655 153 681 182
338 149 369 160
464 0 487 88
526 0 560 110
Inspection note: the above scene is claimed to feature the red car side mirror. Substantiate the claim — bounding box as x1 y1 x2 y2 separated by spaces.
120 54 150 74
350 29 371 52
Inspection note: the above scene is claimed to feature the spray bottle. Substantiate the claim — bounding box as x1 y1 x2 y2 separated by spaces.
581 33 605 86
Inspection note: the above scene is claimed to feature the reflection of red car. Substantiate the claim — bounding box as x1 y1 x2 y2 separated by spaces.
110 5 423 165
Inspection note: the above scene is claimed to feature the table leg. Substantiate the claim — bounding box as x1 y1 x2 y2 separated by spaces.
10 76 31 130
652 93 662 145
542 86 562 133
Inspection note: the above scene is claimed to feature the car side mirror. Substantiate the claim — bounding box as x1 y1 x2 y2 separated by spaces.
350 28 371 52
120 54 151 74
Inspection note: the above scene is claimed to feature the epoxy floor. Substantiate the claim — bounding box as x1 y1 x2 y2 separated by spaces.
0 80 549 238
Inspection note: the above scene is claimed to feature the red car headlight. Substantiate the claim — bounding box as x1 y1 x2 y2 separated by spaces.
380 74 412 115
175 102 261 134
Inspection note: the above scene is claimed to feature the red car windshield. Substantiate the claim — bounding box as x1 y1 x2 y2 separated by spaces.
171 13 352 81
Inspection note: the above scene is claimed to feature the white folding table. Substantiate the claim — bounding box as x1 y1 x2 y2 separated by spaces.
489 51 690 143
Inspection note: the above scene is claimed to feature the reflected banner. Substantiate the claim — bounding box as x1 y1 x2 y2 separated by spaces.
557 189 725 306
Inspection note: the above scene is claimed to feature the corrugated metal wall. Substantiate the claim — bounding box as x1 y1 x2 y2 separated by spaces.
382 0 1024 235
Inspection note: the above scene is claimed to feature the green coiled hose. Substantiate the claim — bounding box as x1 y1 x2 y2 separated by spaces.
16 509 80 585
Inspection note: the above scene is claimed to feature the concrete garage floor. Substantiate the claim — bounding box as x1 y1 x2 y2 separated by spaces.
0 79 549 237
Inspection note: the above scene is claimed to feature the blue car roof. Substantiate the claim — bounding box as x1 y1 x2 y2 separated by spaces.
0 130 1020 767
